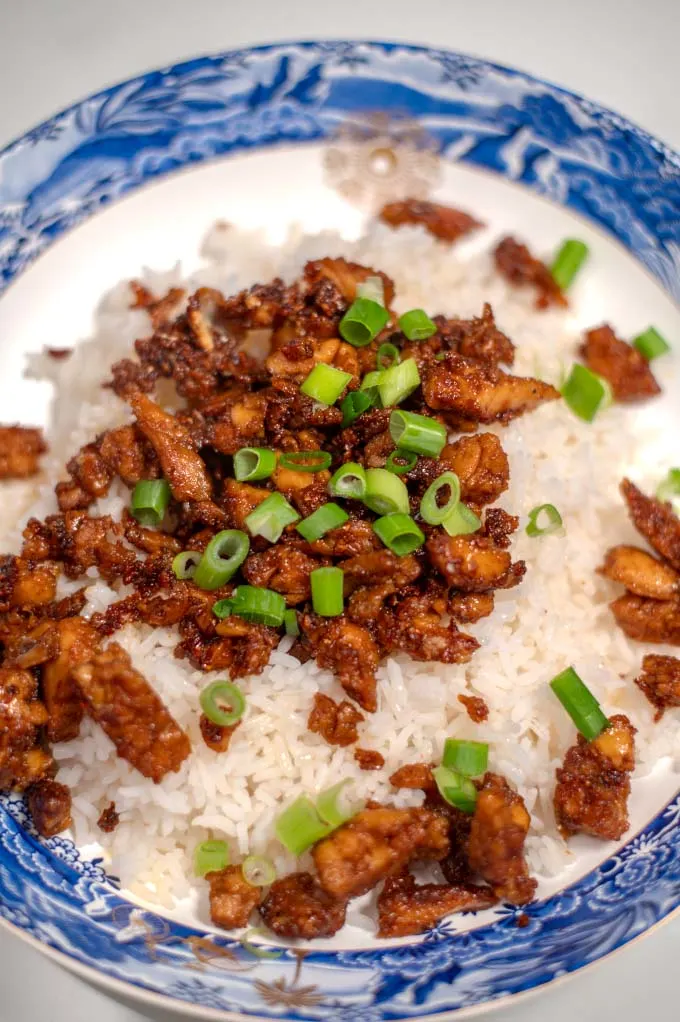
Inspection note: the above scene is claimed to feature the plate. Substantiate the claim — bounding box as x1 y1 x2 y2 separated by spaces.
1 39 680 1022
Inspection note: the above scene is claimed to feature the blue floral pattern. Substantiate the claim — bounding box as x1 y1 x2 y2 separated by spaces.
0 40 679 1020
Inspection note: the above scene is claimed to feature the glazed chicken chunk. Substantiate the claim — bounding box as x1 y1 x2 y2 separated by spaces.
301 614 380 712
599 545 679 601
307 692 364 746
129 391 213 502
634 654 680 721
580 325 660 402
467 772 537 905
41 617 99 743
377 869 497 938
260 872 347 939
207 865 264 930
494 236 567 309
610 594 680 645
0 425 46 479
426 532 525 593
25 778 72 838
0 667 53 793
441 433 510 506
621 479 680 572
379 198 482 244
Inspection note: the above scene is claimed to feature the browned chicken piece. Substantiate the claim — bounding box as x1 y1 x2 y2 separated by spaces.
554 715 636 840
635 654 680 720
379 199 482 244
448 592 495 623
222 478 271 530
57 423 160 512
73 643 190 782
621 479 680 572
21 512 138 583
129 391 212 502
122 513 182 557
428 796 476 886
25 778 72 837
242 545 321 605
195 392 269 456
599 545 679 600
97 801 120 833
0 556 59 610
41 617 99 743
199 714 240 753
458 694 489 722
354 748 385 771
207 865 264 930
260 871 347 939
307 692 364 747
0 667 53 793
377 869 497 938
610 594 680 644
313 806 450 900
441 433 510 505
580 325 661 402
468 772 537 905
377 588 480 664
301 613 380 712
130 281 185 328
390 763 436 791
435 304 515 366
480 508 519 549
422 353 560 424
178 610 278 677
339 550 421 590
494 236 567 309
306 256 395 306
426 532 526 593
0 425 46 479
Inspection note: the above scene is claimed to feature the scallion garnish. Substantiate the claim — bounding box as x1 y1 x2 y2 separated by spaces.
242 855 277 887
283 608 299 636
193 530 250 590
172 550 201 581
372 513 425 556
278 450 332 473
399 308 437 340
385 449 418 475
561 364 612 422
360 370 384 397
433 765 477 814
356 275 385 305
233 447 276 482
657 468 680 510
526 503 563 537
389 409 447 457
550 239 589 290
226 585 286 628
130 479 171 528
241 929 285 960
632 326 671 361
212 598 234 619
341 388 375 427
549 666 609 741
244 492 300 543
316 780 361 828
363 467 410 516
442 739 488 777
377 343 400 370
328 462 367 500
339 298 389 347
275 795 332 855
442 501 481 537
296 502 349 542
310 566 344 617
300 363 352 405
194 839 230 877
199 680 246 727
378 357 421 407
420 471 461 525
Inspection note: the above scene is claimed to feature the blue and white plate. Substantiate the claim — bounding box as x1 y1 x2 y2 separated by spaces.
1 40 680 1021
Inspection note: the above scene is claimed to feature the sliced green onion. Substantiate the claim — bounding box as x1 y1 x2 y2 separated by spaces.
200 680 246 727
442 501 481 537
377 343 400 370
300 363 352 405
241 929 284 960
550 239 589 290
386 449 418 475
130 479 171 528
233 447 276 482
657 468 680 510
561 364 612 422
275 795 332 855
194 839 230 877
363 467 410 516
550 666 609 741
296 502 349 542
283 608 299 636
212 598 234 619
228 585 286 627
420 472 461 525
389 409 446 457
632 326 671 361
356 275 385 305
193 530 250 590
434 352 447 362
328 462 366 500
278 450 332 473
378 357 421 407
442 739 489 777
399 308 437 341
244 492 300 543
433 765 477 814
341 388 375 427
361 370 384 396
373 513 425 556
526 503 563 537
310 566 344 617
172 550 201 581
339 298 389 347
316 780 361 828
242 855 277 887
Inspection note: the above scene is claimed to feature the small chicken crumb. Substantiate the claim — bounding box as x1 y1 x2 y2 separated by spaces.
354 748 385 771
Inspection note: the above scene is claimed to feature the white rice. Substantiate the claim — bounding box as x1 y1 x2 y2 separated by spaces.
7 220 680 921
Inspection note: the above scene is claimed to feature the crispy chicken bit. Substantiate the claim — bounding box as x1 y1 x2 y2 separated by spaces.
435 304 515 366
199 714 240 753
0 425 46 479
26 778 72 837
599 545 679 600
179 613 278 677
73 643 190 782
448 592 495 623
377 869 497 938
307 693 364 747
129 391 212 502
340 549 422 591
377 588 480 664
354 748 385 771
306 518 380 559
426 532 525 593
306 257 395 307
468 772 537 905
442 433 510 505
301 614 380 712
610 594 680 644
423 353 560 424
494 236 567 309
554 715 636 840
0 668 52 792
458 694 489 722
0 556 59 610
390 763 436 791
481 508 520 549
41 617 99 743
379 199 482 244
242 545 320 605
621 479 680 572
580 325 660 402
635 655 680 720
313 806 450 900
97 801 120 833
222 478 270 530
260 872 347 939
207 865 263 930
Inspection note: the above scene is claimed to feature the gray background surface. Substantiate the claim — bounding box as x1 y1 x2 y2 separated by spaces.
0 0 678 1018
